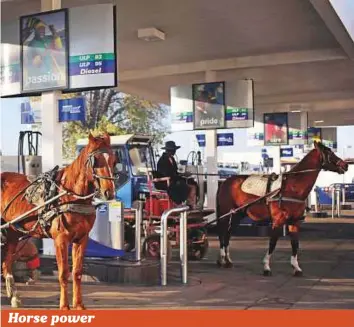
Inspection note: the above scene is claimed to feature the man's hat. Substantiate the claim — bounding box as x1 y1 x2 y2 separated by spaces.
161 141 181 151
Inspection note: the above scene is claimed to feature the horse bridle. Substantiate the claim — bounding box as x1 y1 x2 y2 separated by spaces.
318 146 343 172
86 149 119 185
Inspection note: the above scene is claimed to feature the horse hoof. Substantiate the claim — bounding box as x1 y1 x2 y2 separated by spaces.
73 304 86 310
11 296 21 308
263 270 272 276
60 305 70 310
293 270 303 277
224 261 233 268
216 260 223 267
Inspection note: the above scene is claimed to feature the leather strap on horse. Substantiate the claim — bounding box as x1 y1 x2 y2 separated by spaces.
205 187 281 227
210 166 321 227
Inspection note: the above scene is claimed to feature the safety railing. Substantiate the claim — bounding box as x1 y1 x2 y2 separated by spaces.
135 201 143 262
160 206 190 286
129 201 144 262
331 186 342 219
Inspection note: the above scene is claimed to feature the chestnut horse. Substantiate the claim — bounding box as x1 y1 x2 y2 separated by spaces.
216 141 348 276
1 133 115 309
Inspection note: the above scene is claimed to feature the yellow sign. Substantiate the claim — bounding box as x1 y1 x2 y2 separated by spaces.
108 201 122 222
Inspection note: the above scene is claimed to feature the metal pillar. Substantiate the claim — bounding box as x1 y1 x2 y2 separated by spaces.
160 206 189 286
205 71 218 217
41 0 63 256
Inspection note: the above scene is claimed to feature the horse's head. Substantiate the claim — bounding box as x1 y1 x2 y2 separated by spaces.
85 132 116 201
314 141 348 174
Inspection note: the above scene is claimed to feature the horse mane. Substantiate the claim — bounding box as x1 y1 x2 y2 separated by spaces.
288 146 321 173
56 133 111 196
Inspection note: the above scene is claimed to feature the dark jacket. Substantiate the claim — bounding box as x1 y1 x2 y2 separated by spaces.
157 152 179 180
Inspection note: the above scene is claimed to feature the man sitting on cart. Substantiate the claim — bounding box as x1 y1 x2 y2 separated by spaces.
157 141 199 209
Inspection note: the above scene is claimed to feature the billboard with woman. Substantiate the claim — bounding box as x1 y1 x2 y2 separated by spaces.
20 9 68 92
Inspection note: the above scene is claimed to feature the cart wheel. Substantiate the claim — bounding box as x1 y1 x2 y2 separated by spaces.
188 237 209 261
124 225 135 252
142 235 172 262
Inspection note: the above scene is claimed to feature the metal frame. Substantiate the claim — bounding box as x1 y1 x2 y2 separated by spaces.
160 206 189 286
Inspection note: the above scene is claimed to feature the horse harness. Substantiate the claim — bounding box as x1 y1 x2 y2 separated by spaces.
217 145 341 224
1 148 118 239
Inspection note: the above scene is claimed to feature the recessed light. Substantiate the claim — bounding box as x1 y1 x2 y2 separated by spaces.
291 110 301 113
314 120 324 123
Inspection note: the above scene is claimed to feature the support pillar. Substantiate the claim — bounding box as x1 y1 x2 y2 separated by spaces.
204 71 218 218
41 91 62 172
41 0 62 256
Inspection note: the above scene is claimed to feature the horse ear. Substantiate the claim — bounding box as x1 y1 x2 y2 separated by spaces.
88 132 95 143
103 132 111 145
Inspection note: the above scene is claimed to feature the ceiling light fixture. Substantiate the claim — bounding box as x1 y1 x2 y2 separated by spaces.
291 110 301 113
314 120 324 123
138 27 165 42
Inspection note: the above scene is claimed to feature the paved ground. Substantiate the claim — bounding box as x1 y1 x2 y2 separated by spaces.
2 215 354 310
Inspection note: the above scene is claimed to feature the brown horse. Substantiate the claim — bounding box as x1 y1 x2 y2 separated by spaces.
216 141 348 276
1 132 115 309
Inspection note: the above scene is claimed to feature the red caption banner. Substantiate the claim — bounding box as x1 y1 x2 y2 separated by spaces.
1 310 354 327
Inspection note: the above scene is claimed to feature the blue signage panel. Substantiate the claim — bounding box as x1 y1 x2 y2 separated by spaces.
280 147 294 158
196 134 206 147
21 100 41 124
217 133 234 146
58 97 86 122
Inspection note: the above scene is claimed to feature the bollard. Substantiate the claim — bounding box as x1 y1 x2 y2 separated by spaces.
180 211 188 284
314 189 319 213
331 188 335 219
342 187 346 206
160 206 189 286
336 188 341 218
135 201 143 262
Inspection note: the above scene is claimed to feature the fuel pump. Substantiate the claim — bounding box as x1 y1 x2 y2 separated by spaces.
18 131 42 178
180 150 205 208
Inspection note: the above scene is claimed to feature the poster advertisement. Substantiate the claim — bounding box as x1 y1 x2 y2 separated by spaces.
68 4 116 90
264 112 288 146
1 21 21 97
20 9 68 92
193 81 225 130
20 97 42 124
225 79 254 128
170 85 194 132
58 97 86 122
